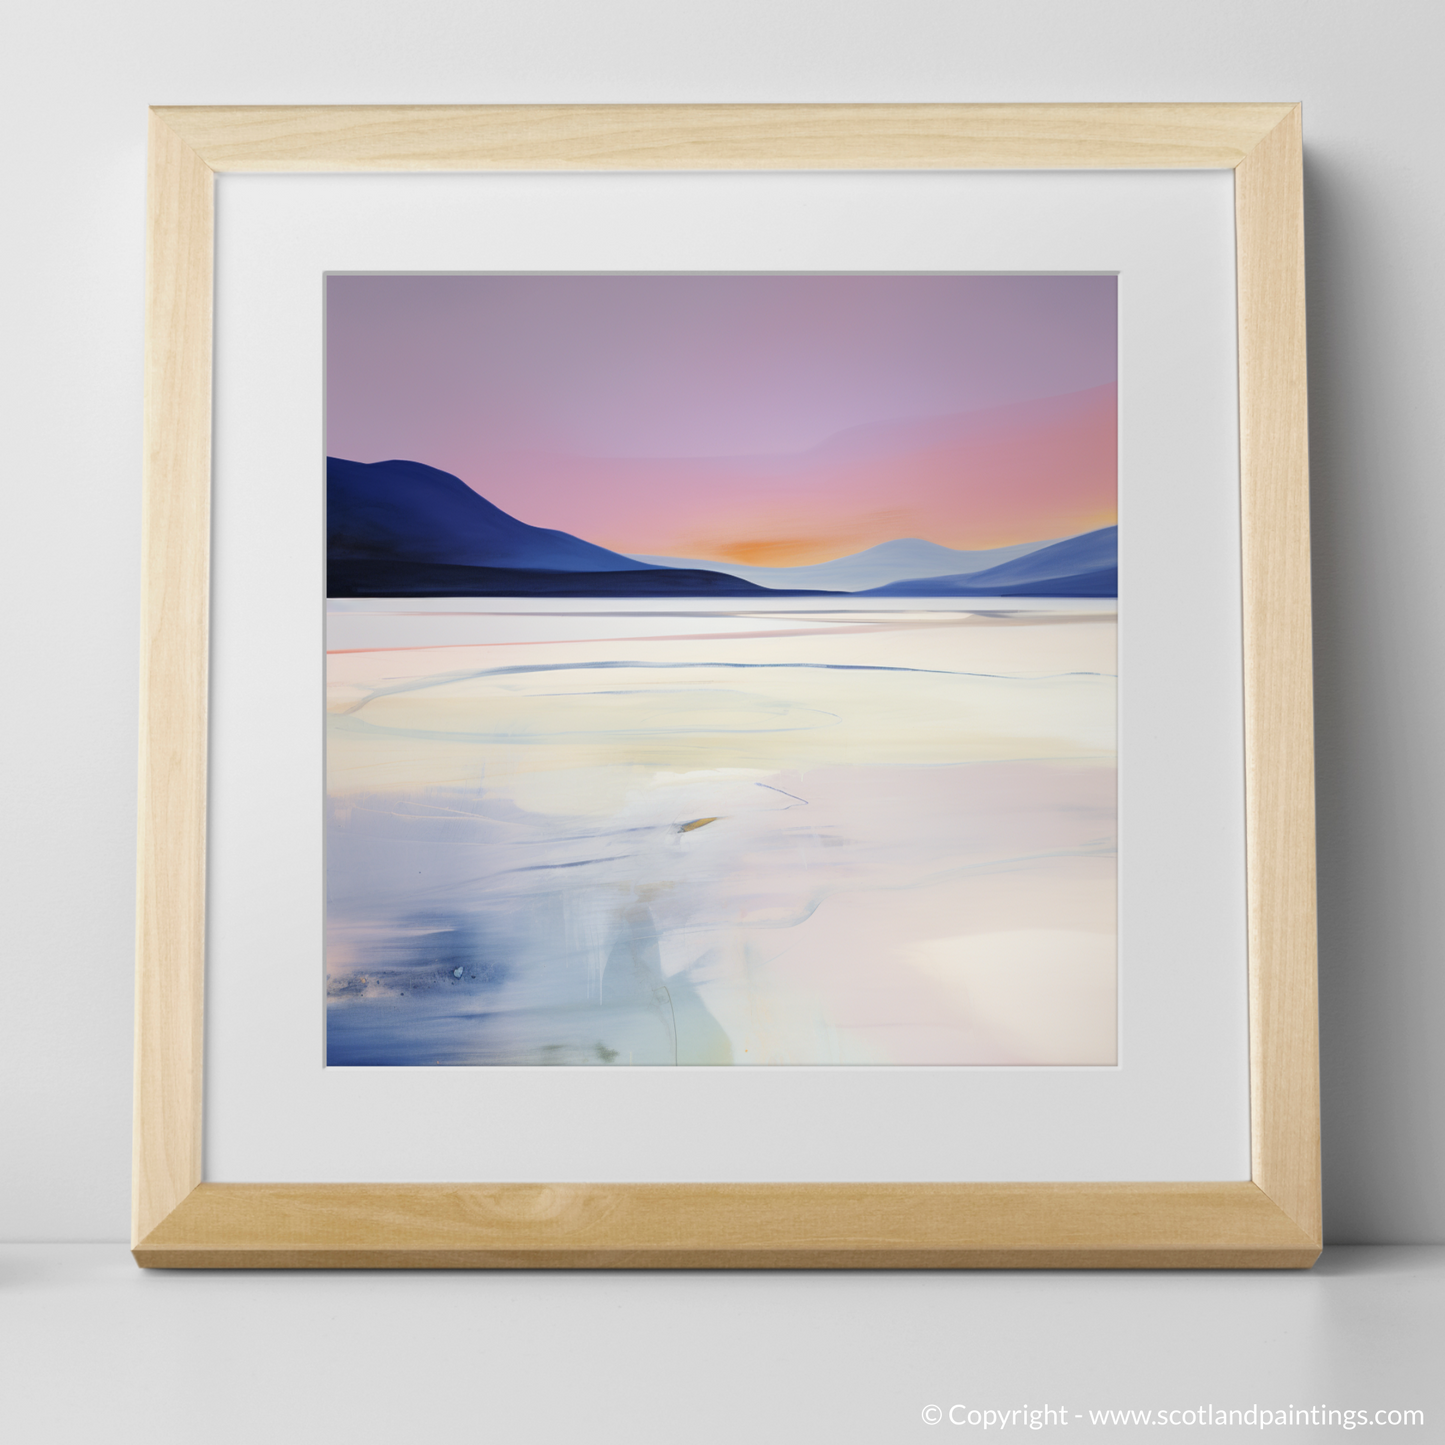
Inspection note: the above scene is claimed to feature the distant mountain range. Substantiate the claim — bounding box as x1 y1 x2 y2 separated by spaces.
624 536 1060 593
327 457 1116 599
861 527 1118 598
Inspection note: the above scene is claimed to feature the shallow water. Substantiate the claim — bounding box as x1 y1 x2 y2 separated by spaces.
325 606 1117 1066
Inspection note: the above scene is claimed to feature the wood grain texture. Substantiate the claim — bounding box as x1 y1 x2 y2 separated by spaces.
135 1183 1319 1269
133 112 214 1247
1235 107 1322 1243
134 102 1320 1267
154 102 1297 173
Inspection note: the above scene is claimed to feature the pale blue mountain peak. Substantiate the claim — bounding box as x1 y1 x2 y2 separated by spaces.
624 534 1068 593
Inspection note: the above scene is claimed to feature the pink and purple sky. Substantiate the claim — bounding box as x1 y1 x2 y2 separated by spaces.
326 274 1115 565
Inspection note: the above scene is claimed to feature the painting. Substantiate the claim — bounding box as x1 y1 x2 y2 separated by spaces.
324 273 1117 1067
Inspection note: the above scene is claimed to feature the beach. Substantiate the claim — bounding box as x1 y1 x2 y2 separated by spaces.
325 604 1117 1066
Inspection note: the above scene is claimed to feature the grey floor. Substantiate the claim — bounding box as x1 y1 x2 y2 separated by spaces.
1 1245 1439 1442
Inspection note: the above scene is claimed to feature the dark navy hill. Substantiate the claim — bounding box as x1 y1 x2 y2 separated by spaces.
328 457 654 573
327 458 839 598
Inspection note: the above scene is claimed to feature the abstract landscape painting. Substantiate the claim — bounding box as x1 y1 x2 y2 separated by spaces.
325 274 1117 1066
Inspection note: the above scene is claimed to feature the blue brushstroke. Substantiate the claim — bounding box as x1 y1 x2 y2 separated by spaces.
324 774 1115 1067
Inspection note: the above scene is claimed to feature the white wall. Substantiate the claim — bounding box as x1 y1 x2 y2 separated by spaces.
2 0 1440 1243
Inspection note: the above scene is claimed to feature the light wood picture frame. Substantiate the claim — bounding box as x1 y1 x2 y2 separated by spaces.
135 103 1318 1269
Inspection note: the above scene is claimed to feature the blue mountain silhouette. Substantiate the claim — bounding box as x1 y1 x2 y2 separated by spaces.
326 458 840 598
328 457 656 572
862 526 1117 597
327 457 1112 599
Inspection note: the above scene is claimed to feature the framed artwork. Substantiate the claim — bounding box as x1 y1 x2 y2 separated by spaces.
135 104 1319 1267
324 271 1118 1070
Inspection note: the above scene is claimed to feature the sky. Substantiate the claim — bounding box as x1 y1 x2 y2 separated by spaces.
326 273 1116 563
